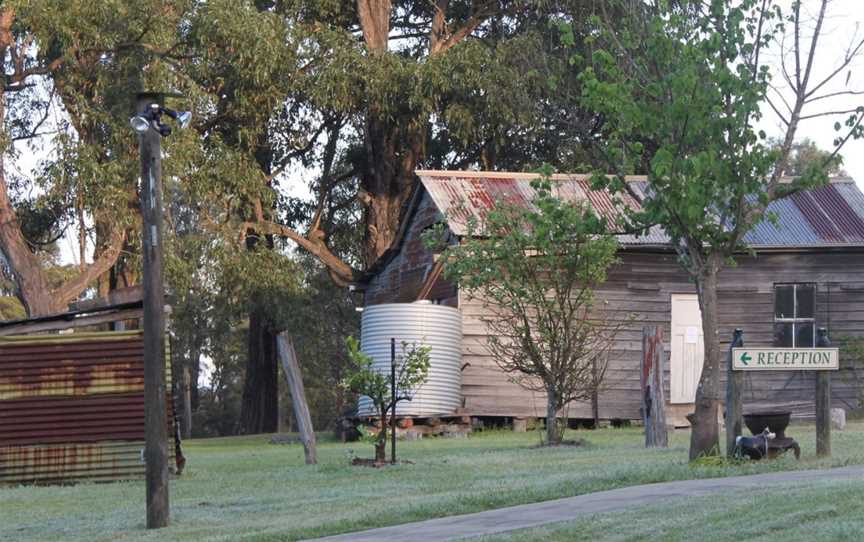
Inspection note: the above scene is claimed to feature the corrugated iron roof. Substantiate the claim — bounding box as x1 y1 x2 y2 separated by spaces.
417 171 864 249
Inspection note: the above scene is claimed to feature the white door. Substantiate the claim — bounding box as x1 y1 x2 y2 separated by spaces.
670 294 704 404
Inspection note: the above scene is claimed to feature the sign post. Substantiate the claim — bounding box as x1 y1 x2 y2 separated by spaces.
816 329 831 457
732 334 839 458
725 329 744 459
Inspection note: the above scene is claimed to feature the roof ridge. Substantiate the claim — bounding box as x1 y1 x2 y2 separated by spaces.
416 169 855 184
415 170 648 182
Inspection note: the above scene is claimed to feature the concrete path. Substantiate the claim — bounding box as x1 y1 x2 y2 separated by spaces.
308 465 864 542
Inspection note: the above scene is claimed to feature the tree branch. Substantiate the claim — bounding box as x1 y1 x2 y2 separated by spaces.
52 228 127 309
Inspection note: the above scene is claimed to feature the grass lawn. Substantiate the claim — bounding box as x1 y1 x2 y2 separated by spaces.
479 478 864 541
2 422 863 542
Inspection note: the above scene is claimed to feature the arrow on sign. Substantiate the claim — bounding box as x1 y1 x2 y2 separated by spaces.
739 352 751 366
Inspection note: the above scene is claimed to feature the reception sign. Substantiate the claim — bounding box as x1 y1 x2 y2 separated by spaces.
731 348 839 371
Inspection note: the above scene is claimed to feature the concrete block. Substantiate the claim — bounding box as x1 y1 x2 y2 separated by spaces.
513 418 528 433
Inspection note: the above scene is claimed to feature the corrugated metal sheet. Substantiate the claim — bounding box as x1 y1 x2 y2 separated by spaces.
418 171 864 249
358 302 462 417
418 171 644 237
0 331 174 485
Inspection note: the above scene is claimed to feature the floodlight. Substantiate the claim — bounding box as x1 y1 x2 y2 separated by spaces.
130 115 151 133
176 111 192 129
161 107 192 130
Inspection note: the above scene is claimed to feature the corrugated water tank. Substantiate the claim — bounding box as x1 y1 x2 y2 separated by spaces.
358 302 462 417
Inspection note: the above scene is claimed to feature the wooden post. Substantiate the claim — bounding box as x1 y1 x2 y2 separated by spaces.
640 326 667 447
390 338 397 464
591 358 600 427
725 329 744 458
276 333 317 464
816 328 831 457
137 92 169 529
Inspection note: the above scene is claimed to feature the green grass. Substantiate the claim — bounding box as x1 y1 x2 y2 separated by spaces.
2 423 864 541
479 479 864 541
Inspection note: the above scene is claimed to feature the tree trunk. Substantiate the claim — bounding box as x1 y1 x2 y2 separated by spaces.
546 387 561 446
689 261 722 459
182 366 193 440
360 115 425 266
239 306 279 434
375 403 388 462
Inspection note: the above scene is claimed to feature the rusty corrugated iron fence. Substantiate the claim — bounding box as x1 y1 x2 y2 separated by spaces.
0 331 175 484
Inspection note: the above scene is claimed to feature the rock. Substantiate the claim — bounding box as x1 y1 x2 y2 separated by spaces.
268 434 297 445
831 408 846 431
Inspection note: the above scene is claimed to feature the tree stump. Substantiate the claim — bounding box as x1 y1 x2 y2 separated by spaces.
641 326 668 447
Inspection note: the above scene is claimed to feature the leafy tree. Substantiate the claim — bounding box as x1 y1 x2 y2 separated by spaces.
0 3 158 316
436 172 623 445
769 138 847 178
344 336 430 463
578 0 864 458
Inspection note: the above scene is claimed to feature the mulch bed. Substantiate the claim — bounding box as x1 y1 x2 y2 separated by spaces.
351 458 416 468
530 438 587 449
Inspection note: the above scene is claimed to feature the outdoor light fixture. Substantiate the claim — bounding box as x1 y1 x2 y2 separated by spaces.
129 103 192 137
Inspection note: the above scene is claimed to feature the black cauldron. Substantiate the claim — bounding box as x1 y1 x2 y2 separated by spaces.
744 411 791 439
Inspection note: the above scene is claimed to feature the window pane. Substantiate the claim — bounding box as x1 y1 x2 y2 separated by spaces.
774 322 794 347
796 323 815 347
796 285 815 318
775 286 794 318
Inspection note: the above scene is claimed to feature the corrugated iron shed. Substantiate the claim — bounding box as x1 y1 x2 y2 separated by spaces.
0 331 175 485
418 171 864 249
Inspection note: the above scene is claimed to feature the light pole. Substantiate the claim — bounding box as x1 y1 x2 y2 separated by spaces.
131 92 190 529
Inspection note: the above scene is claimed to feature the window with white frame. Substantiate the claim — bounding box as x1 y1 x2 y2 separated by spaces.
774 284 816 347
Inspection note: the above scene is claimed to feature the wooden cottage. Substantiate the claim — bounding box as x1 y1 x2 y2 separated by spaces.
359 170 864 425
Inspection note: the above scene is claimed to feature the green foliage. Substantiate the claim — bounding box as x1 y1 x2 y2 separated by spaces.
579 1 786 259
436 168 621 444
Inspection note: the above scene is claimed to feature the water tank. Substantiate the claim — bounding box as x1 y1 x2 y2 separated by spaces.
358 302 462 417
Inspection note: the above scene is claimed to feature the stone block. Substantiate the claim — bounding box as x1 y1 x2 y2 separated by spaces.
831 408 846 431
513 418 528 432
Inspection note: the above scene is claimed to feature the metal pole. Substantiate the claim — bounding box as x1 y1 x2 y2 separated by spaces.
390 338 397 464
137 93 170 529
816 328 831 457
725 328 744 458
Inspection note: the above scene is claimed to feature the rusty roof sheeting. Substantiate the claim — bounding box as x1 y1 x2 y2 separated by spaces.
418 171 648 237
418 171 864 249
0 332 175 485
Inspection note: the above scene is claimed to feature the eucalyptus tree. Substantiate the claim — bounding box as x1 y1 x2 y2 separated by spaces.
0 2 187 317
167 0 608 432
579 0 864 458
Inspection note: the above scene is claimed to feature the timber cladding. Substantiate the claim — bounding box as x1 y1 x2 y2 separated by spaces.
460 251 864 421
0 332 175 484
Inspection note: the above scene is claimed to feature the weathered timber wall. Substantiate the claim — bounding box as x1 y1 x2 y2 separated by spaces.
365 190 456 306
461 250 864 421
